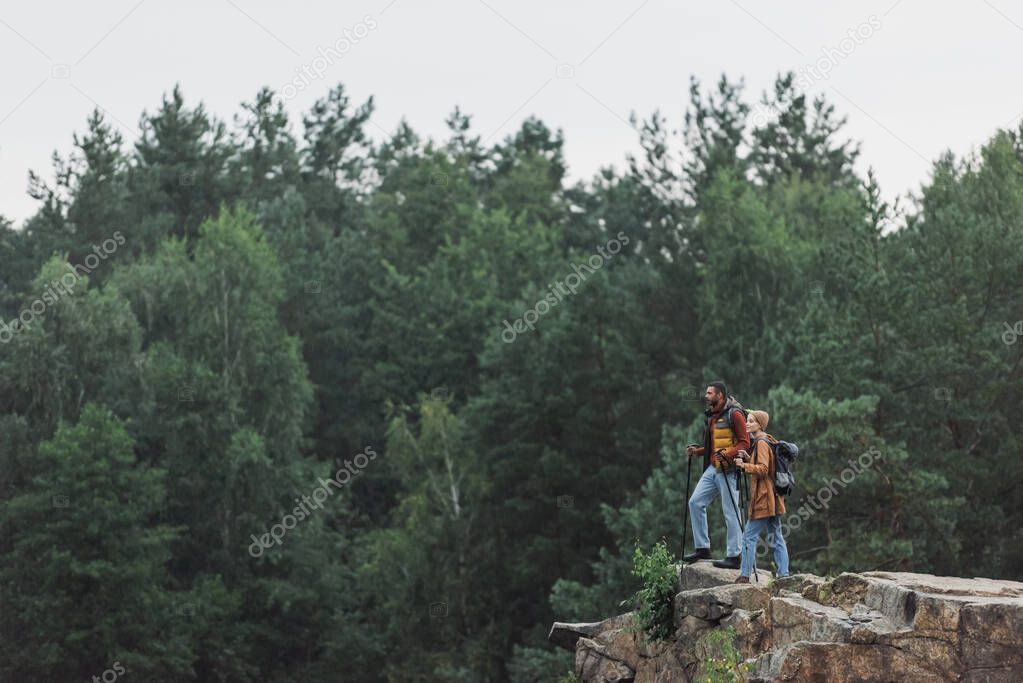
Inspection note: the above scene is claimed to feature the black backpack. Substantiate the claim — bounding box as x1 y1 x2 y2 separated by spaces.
718 396 749 429
770 439 799 496
750 434 799 496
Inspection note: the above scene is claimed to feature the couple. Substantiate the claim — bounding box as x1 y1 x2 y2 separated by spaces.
682 382 789 583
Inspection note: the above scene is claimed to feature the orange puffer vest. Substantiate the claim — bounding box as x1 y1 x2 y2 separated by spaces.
703 398 743 471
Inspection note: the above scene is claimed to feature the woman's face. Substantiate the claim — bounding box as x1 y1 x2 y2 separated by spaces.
747 414 761 432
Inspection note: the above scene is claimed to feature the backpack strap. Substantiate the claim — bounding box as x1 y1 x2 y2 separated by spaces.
723 400 743 432
750 435 776 477
749 434 763 461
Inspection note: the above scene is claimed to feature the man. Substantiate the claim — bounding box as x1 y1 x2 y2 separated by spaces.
683 381 750 568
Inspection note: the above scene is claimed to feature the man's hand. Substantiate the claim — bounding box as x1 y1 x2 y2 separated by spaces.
685 445 699 457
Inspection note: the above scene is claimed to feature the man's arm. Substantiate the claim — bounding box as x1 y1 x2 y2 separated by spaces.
720 410 750 461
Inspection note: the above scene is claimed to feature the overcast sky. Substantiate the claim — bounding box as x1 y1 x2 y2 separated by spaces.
2 0 1021 226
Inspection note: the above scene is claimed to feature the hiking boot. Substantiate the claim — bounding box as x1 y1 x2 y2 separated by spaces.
712 555 741 569
734 575 750 584
682 548 711 563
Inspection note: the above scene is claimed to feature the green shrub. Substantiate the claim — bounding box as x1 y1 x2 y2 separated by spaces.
630 540 677 642
701 626 751 683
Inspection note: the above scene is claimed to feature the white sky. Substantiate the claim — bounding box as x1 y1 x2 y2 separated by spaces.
2 0 1022 226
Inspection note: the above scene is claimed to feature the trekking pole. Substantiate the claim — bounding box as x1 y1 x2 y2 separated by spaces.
681 447 693 561
725 464 758 583
740 467 746 504
738 468 758 583
722 463 744 533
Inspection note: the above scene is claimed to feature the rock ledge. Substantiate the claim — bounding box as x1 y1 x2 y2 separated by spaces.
549 563 1023 682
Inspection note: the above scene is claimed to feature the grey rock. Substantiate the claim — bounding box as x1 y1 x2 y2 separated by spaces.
675 561 773 592
554 563 1023 682
576 637 636 683
550 613 633 651
676 583 770 624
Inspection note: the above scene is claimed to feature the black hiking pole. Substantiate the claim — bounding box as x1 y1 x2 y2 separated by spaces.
681 446 694 561
738 468 758 582
725 464 758 583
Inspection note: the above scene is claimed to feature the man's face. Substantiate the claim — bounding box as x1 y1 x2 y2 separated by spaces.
705 386 722 408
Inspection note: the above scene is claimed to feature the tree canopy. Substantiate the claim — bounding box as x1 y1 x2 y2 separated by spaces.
2 75 1022 681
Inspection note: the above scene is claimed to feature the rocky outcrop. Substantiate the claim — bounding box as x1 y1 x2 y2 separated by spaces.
549 563 1023 682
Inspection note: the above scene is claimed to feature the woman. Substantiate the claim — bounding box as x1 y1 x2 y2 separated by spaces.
733 409 789 583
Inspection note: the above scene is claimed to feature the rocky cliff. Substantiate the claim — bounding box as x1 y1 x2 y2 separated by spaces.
549 563 1023 682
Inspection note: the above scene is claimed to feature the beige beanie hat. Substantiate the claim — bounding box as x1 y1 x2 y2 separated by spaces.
749 410 770 431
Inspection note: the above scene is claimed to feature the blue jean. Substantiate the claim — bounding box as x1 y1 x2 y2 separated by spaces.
740 515 789 578
688 465 742 557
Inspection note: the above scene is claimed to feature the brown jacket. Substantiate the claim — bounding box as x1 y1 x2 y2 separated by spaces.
739 434 786 520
